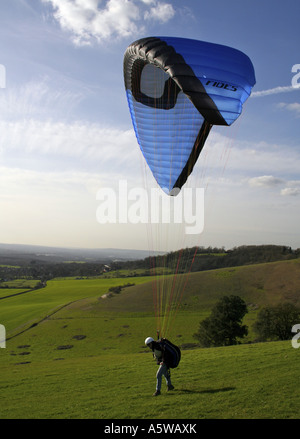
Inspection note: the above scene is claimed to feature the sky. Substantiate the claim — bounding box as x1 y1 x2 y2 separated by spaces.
0 0 299 252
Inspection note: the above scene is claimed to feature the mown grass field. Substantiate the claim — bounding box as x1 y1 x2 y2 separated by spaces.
0 259 299 419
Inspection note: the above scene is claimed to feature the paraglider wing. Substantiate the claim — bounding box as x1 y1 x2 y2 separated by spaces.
124 37 255 195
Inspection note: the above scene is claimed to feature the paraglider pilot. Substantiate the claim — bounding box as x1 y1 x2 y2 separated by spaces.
145 337 174 396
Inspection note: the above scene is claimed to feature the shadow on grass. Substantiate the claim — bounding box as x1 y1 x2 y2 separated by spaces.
178 387 235 395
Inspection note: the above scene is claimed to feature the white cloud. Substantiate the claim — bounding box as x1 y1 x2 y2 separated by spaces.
248 175 284 188
281 187 300 196
1 80 299 192
0 79 137 174
144 2 175 23
41 0 176 45
0 118 138 174
1 77 300 249
251 85 300 98
0 165 103 200
247 175 300 198
280 180 300 197
0 79 83 121
201 131 300 180
277 102 300 117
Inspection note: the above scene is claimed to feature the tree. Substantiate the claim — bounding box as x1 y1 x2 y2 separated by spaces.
193 295 248 347
254 303 300 341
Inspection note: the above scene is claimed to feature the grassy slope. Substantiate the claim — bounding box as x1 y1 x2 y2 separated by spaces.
0 276 151 336
0 340 298 419
0 259 300 419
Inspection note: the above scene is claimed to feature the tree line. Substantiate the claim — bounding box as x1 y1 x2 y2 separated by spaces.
113 245 300 273
1 244 299 282
193 295 300 347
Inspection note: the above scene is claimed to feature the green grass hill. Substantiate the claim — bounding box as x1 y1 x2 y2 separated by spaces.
0 258 299 419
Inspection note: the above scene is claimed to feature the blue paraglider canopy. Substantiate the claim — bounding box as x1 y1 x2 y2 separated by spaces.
124 36 256 195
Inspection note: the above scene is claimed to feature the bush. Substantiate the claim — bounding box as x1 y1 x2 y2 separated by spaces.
254 303 300 341
193 295 248 347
